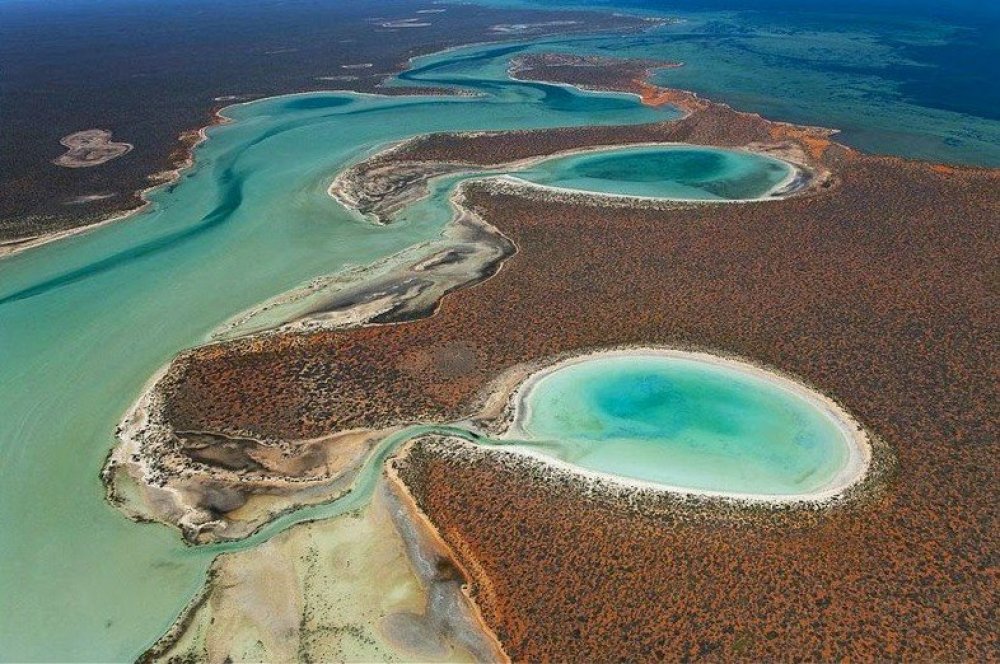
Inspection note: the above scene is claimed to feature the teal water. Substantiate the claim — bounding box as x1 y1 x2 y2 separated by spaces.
0 12 977 658
509 353 857 496
213 136 794 341
2 37 796 661
0 43 672 662
513 145 793 199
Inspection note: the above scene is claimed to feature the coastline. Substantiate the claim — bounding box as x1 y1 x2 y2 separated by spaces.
216 130 814 342
84 39 997 662
127 345 889 662
384 456 511 663
496 152 805 204
141 471 506 662
328 137 821 230
105 349 397 544
105 115 834 542
507 52 845 153
0 114 227 260
0 19 661 262
214 184 517 340
103 52 864 543
132 338 879 661
6 32 989 263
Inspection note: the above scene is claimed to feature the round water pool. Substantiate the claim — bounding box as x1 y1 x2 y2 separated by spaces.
505 350 868 499
511 145 795 201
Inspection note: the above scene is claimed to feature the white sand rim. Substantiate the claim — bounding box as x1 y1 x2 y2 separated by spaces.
498 145 804 204
496 347 872 505
329 139 807 215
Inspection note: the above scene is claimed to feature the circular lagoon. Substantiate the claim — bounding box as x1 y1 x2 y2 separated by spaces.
510 145 796 201
504 350 869 500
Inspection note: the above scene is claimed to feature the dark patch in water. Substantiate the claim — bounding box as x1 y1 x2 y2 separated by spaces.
283 95 354 111
0 163 245 307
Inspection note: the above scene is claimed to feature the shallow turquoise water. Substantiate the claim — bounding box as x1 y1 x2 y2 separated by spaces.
0 13 976 659
2 36 796 662
0 44 671 662
511 354 853 495
514 145 792 199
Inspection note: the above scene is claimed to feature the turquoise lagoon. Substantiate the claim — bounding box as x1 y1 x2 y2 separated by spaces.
1 32 866 662
512 145 793 200
506 352 864 497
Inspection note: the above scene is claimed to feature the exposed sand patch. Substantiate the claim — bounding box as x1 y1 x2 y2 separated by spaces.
64 192 117 205
211 186 513 340
380 18 432 28
52 129 132 168
104 360 394 543
145 477 497 663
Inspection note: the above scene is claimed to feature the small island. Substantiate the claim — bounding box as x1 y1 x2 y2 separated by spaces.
52 129 132 168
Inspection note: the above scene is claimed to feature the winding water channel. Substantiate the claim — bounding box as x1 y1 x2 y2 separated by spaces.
0 38 826 660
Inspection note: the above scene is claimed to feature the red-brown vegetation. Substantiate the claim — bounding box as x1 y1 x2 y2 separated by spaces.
156 59 999 660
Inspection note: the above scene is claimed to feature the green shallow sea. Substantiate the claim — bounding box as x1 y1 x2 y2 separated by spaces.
0 12 991 659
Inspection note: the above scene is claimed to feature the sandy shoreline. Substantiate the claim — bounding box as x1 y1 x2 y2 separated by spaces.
0 60 472 261
384 457 510 663
134 338 877 659
102 42 995 661
104 350 397 543
0 17 665 261
497 146 807 204
7 31 985 264
105 114 855 543
98 34 887 551
220 132 804 340
106 338 879 552
328 138 817 232
212 183 516 341
0 30 774 263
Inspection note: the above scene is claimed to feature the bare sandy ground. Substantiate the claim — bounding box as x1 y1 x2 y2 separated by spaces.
52 129 132 168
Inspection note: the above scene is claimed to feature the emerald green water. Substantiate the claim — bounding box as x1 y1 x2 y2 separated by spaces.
508 353 858 496
513 145 793 200
0 32 866 662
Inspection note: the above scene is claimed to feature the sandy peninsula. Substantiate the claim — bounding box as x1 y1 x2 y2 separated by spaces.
144 473 505 662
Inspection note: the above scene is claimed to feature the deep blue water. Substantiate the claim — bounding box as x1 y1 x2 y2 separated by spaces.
467 0 999 164
551 0 999 121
